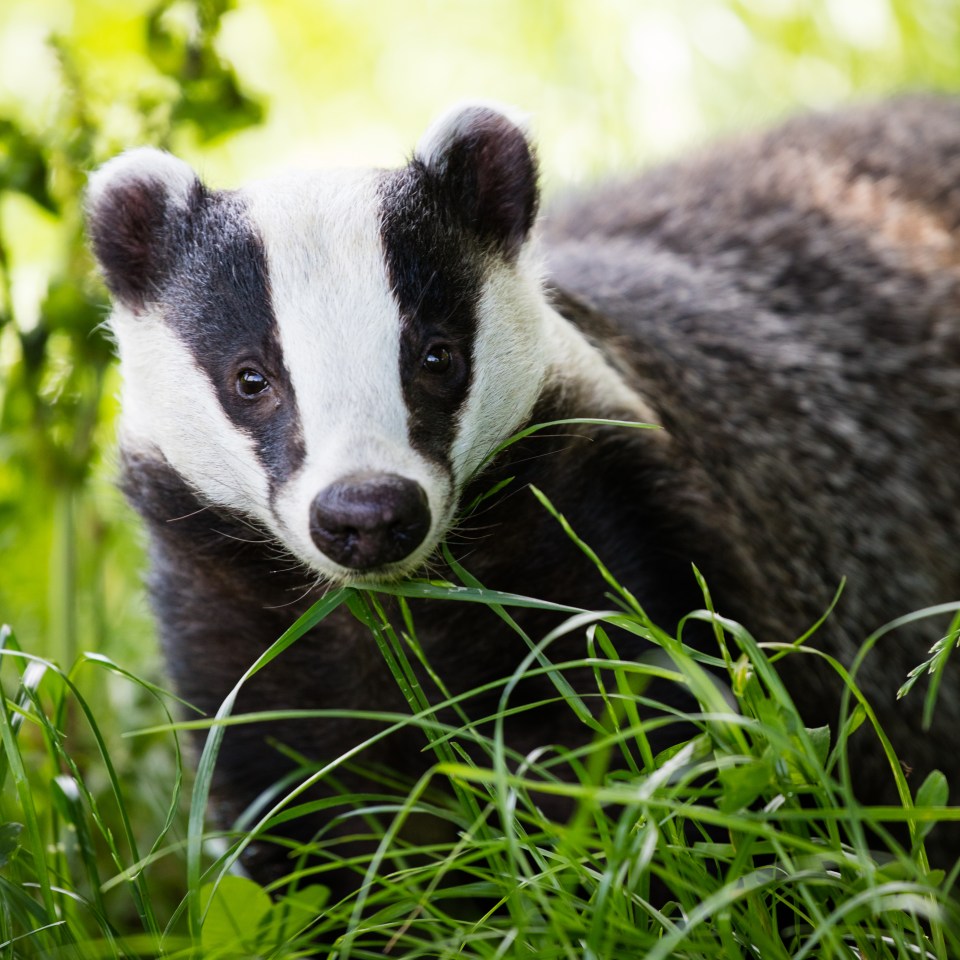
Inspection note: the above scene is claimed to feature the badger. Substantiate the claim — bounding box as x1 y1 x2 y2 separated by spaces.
87 97 960 892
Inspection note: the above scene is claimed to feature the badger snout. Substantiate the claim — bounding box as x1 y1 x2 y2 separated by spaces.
309 473 431 571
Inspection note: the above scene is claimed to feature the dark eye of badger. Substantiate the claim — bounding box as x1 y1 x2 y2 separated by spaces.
422 344 452 374
236 368 270 398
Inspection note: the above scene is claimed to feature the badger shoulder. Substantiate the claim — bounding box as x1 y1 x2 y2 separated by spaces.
538 95 960 651
543 95 960 354
541 93 960 456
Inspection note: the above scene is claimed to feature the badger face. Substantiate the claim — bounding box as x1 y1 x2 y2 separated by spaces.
87 105 548 583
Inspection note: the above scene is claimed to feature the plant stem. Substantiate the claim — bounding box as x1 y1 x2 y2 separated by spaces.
51 486 77 669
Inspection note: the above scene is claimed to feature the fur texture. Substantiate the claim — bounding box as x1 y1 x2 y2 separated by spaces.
88 96 960 893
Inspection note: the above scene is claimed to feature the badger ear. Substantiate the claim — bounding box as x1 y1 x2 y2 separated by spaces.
86 148 202 312
415 102 539 259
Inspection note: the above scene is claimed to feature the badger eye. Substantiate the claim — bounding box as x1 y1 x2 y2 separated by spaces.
422 344 452 374
237 368 270 398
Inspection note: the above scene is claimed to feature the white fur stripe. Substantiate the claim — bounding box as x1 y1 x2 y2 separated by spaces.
241 170 453 576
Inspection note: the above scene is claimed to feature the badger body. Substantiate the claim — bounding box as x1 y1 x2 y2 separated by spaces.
88 97 960 889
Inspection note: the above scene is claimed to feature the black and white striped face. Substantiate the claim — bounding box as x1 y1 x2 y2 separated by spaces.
87 104 548 583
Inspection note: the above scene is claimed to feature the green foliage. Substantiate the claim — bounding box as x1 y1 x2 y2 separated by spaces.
0 1 264 954
0 625 189 957
4 542 960 957
3 0 960 957
199 874 330 957
0 0 263 661
146 0 264 141
2 0 960 660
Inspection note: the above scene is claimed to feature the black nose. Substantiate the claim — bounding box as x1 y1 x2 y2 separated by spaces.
309 473 431 570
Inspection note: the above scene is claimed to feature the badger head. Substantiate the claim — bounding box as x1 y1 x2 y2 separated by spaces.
87 104 549 583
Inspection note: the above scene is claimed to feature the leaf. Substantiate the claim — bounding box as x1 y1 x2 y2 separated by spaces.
0 822 23 868
175 71 265 140
718 757 774 813
263 884 330 946
913 770 949 848
0 120 56 212
200 875 272 956
839 703 866 739
731 654 758 701
41 278 109 342
878 859 945 885
915 769 948 810
804 724 831 768
897 613 960 735
146 1 264 142
652 732 711 768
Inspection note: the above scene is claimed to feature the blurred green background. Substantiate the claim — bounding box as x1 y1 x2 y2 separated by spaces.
1 0 959 935
2 0 960 711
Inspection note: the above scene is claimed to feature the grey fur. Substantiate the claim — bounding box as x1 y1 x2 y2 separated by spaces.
92 95 960 892
543 96 960 782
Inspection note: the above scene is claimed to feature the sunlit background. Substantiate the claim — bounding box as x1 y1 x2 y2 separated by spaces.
1 0 959 930
2 0 960 668
6 1 960 183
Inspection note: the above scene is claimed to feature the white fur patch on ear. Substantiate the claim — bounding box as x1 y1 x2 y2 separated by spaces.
415 100 532 172
86 147 198 215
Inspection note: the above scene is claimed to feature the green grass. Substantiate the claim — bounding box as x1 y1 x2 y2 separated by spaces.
3 518 960 958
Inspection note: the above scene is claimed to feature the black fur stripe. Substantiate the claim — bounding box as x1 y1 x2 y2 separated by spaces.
159 189 306 492
378 165 484 469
